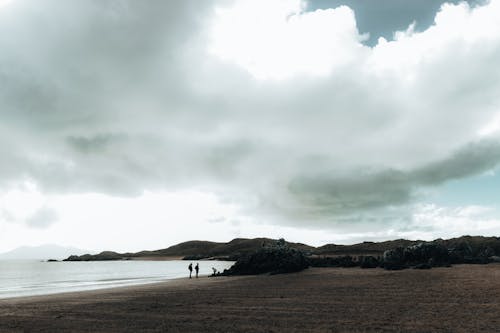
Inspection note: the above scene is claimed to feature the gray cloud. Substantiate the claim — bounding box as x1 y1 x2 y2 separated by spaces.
286 140 500 219
416 141 500 185
66 133 128 154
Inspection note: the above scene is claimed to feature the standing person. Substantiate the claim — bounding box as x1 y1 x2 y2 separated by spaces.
188 263 193 279
195 263 199 278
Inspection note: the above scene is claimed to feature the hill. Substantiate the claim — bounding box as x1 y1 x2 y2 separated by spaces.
314 239 420 256
64 238 315 261
63 235 500 262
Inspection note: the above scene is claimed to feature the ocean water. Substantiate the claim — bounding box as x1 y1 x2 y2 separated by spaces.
0 260 234 299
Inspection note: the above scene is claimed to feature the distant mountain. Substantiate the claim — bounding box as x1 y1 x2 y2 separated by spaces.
63 235 500 262
0 244 91 260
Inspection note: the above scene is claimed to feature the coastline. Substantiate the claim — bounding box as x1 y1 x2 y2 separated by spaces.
0 274 238 305
0 274 215 303
2 265 500 332
0 259 235 300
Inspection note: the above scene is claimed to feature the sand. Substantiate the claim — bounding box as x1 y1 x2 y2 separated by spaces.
2 265 500 332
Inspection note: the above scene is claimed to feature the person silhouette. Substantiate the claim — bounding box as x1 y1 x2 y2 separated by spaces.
188 263 193 279
195 263 199 278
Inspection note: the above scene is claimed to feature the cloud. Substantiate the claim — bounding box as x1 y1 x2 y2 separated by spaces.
26 207 58 229
1 0 500 234
66 134 127 154
285 140 500 221
407 203 500 240
0 209 16 223
0 183 58 229
415 140 500 185
208 0 368 79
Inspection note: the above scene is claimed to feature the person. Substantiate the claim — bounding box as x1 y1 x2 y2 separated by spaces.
212 267 218 276
188 263 193 279
195 263 199 278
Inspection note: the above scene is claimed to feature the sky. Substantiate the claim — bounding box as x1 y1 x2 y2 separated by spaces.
1 0 500 253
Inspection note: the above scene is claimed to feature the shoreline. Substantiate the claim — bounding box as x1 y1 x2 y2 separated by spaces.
0 274 213 302
0 274 238 305
0 259 235 301
2 265 500 332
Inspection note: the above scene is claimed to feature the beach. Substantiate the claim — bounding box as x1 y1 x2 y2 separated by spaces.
2 265 500 332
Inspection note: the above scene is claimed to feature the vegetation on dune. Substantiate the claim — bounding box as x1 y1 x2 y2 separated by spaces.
309 239 500 271
381 240 500 270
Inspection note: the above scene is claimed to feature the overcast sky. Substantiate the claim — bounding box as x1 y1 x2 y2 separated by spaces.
1 0 500 252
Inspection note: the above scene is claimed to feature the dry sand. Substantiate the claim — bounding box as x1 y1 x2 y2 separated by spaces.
2 265 500 332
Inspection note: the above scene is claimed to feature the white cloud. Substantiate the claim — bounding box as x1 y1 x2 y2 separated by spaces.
0 181 46 224
407 203 500 239
0 0 12 8
209 0 368 79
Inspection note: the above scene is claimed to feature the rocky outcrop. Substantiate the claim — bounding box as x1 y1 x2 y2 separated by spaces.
381 247 406 270
308 255 359 268
381 243 451 270
221 239 310 275
379 240 500 270
359 255 380 268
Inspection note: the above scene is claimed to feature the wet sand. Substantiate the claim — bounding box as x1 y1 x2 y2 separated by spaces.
2 265 500 332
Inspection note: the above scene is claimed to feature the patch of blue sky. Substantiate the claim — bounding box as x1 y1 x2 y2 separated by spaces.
428 168 500 207
307 0 486 46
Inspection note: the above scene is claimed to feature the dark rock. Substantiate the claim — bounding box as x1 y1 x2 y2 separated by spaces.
221 239 309 275
404 242 450 267
448 241 474 263
381 247 406 270
479 246 495 258
308 256 358 268
463 256 491 264
360 256 379 268
381 242 451 270
489 256 500 262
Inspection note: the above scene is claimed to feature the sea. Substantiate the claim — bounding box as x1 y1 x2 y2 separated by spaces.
0 260 234 299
